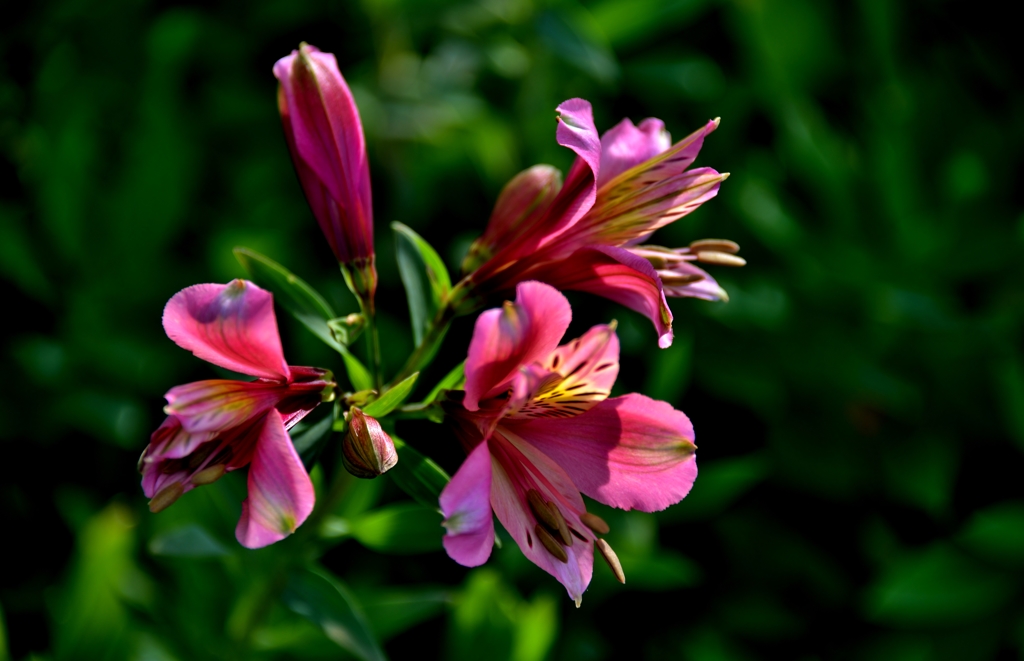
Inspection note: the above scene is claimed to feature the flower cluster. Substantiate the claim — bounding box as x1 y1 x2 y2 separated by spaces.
139 42 744 603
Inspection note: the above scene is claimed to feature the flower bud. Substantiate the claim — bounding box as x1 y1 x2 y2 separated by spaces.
274 43 377 304
342 407 397 478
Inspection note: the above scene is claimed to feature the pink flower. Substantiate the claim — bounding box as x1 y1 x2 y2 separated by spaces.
274 43 376 298
462 99 743 348
140 280 335 548
439 282 698 604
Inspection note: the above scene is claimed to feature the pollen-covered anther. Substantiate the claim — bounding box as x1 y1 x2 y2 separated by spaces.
596 538 626 584
689 238 740 254
149 482 185 513
191 463 226 485
535 524 569 563
526 489 572 546
660 272 705 287
580 511 610 535
695 251 746 267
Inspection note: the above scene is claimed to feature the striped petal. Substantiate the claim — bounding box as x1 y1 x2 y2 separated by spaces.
463 282 572 410
235 409 315 548
504 394 697 513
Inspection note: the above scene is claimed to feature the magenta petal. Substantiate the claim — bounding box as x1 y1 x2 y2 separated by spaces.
440 442 495 567
532 245 674 348
144 415 218 463
463 281 572 410
504 394 697 513
163 280 291 381
597 117 671 188
235 410 315 548
659 260 729 301
164 379 286 434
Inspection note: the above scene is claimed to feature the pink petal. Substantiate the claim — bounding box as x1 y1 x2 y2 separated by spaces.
507 324 620 420
463 281 572 410
488 431 593 603
164 379 287 434
597 117 671 188
274 45 373 263
531 245 674 348
235 409 315 548
163 280 291 381
504 394 697 513
144 415 217 463
572 166 726 250
440 442 495 567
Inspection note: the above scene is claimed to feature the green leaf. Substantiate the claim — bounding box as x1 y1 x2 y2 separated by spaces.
282 567 386 661
393 222 451 346
422 360 465 405
292 413 334 469
357 587 451 641
149 524 230 558
957 501 1024 568
363 372 419 418
389 437 451 509
350 502 443 554
342 348 374 391
234 247 338 348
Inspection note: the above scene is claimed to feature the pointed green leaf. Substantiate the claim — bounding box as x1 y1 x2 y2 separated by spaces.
149 524 230 558
363 372 419 418
291 413 335 470
393 223 451 346
389 437 451 509
349 502 443 554
342 349 374 391
282 567 386 661
423 360 465 405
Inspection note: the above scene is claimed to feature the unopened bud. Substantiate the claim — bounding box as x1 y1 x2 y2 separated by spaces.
328 313 367 346
342 407 398 478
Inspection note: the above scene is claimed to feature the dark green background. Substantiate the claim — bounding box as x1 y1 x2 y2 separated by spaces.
3 0 1023 659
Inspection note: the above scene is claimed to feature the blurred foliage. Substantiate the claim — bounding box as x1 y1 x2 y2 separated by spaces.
2 0 1023 659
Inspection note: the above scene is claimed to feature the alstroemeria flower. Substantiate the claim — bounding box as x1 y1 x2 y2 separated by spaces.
462 99 744 348
140 280 335 548
274 43 377 300
439 282 697 604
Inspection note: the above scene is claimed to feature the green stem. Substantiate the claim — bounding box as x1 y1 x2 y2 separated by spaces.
390 303 455 387
364 300 383 392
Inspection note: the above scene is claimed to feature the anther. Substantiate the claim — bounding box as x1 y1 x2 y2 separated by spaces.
535 524 569 563
696 251 746 267
660 273 705 287
580 512 610 535
546 500 573 547
596 539 625 583
689 238 740 254
191 464 226 485
527 489 560 530
149 482 185 513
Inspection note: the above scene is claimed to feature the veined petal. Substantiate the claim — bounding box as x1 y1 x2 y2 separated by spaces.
164 379 286 434
163 280 291 381
440 442 495 567
508 324 620 420
463 282 572 410
274 44 373 263
598 117 671 188
530 245 674 348
144 415 218 462
504 394 697 513
658 260 729 301
235 409 315 548
488 431 594 603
